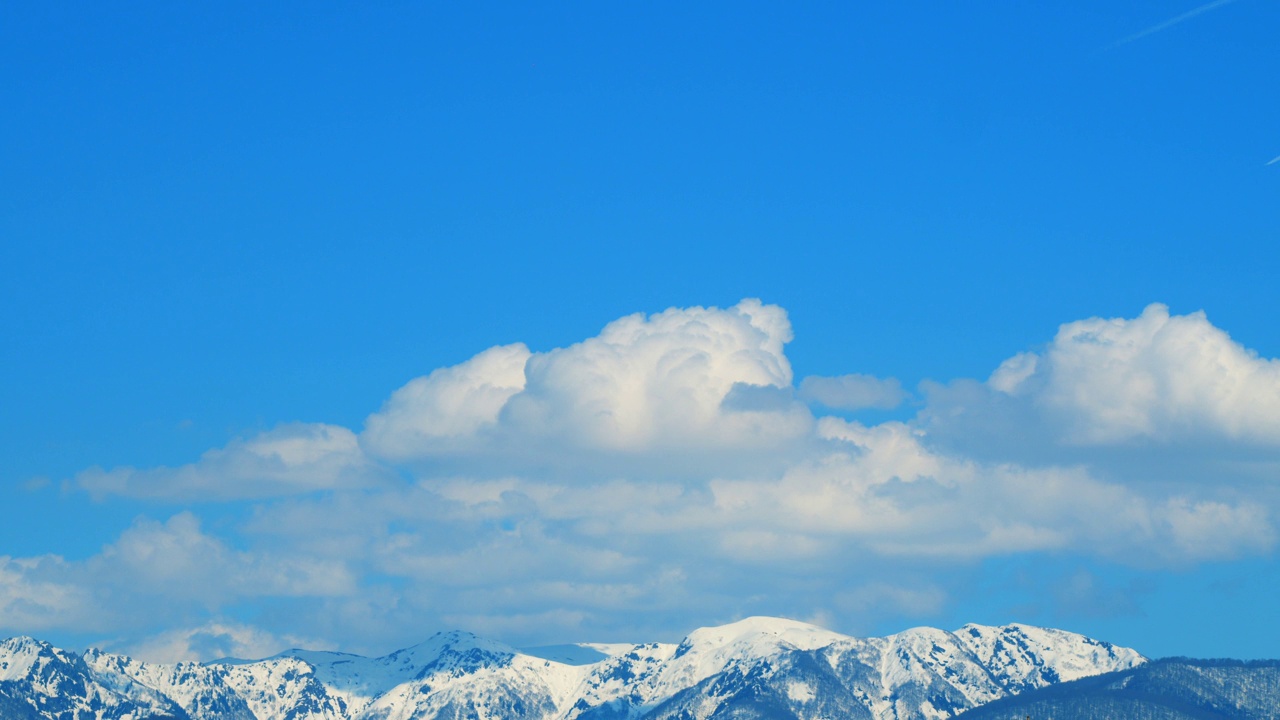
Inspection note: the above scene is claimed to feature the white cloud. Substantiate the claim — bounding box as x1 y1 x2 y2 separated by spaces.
362 343 531 461
0 556 89 632
361 299 814 476
0 513 356 640
798 373 907 410
502 299 803 452
78 423 389 500
988 303 1280 445
1159 498 1274 563
702 418 1275 565
91 513 356 601
37 300 1280 651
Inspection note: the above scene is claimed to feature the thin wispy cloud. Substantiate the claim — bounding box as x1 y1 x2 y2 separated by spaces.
1113 0 1241 47
1267 155 1280 166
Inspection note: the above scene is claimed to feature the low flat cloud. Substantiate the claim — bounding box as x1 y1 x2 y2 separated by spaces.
0 513 355 646
77 423 390 501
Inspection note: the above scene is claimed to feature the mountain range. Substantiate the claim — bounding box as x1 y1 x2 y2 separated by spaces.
0 616 1155 720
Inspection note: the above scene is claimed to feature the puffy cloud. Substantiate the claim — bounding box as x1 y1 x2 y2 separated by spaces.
501 299 802 451
798 374 907 410
985 303 1280 445
78 423 389 500
36 300 1280 652
361 299 814 476
362 344 531 461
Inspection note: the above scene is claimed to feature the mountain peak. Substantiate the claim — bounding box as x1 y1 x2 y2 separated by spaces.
390 629 518 662
0 635 52 653
0 635 70 683
681 615 848 652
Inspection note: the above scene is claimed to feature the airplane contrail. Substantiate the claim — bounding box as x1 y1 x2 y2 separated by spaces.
1112 0 1242 47
1266 155 1280 166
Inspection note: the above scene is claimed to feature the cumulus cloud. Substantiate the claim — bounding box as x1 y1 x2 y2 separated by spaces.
362 344 531 461
981 303 1280 445
798 374 907 410
78 423 389 500
501 299 803 450
362 299 815 476
37 299 1280 652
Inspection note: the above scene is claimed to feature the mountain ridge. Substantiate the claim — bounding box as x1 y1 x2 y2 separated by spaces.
0 617 1146 720
950 656 1280 720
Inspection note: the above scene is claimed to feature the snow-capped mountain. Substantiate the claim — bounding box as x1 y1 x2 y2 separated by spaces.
0 636 185 719
0 617 1145 720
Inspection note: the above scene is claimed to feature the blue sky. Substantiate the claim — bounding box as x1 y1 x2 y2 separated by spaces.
2 1 1279 662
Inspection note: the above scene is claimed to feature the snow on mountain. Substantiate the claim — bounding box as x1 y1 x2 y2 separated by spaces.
567 616 848 716
301 631 586 720
679 616 851 670
0 637 46 683
85 648 256 720
0 618 1146 720
0 636 186 720
271 631 523 714
953 623 1144 689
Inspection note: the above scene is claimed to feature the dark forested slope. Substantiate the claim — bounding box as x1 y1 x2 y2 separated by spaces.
953 658 1280 720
